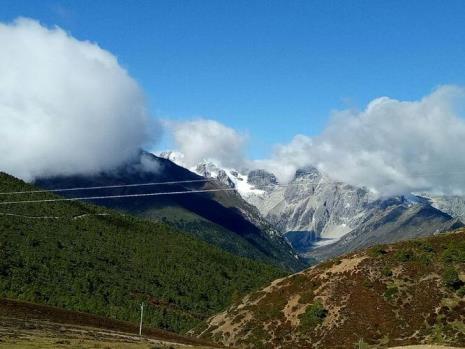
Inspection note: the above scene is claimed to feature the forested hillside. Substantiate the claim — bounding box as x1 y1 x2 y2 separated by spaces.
0 172 283 333
35 152 305 271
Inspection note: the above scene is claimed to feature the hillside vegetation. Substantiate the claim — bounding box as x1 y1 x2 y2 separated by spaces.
196 227 465 348
0 172 283 334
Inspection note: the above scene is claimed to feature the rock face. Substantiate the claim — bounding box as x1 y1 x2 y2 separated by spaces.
249 173 464 260
247 169 278 189
195 162 235 188
245 169 463 260
245 166 376 250
195 228 465 348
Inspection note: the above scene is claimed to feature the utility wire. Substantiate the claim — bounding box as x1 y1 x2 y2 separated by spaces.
0 188 237 205
0 177 388 195
3 168 465 196
0 179 357 196
0 179 213 195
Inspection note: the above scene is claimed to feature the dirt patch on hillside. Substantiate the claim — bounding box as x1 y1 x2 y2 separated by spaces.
283 294 306 327
320 255 367 278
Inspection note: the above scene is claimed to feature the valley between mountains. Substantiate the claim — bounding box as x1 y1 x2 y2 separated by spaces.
2 153 465 348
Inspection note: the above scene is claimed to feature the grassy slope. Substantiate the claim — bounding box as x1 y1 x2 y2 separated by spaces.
0 298 218 349
0 172 284 334
197 227 465 348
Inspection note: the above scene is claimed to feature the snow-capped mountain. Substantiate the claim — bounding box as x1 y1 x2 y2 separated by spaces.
158 151 265 197
157 151 464 260
158 151 186 167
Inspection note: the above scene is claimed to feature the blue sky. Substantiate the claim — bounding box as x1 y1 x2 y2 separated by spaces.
2 0 465 158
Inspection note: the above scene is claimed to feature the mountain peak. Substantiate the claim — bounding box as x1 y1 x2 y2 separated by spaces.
247 169 279 189
157 150 186 167
294 166 321 180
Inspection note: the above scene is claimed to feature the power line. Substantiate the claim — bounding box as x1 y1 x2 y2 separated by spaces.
0 179 213 195
0 188 237 205
0 179 358 197
2 167 464 198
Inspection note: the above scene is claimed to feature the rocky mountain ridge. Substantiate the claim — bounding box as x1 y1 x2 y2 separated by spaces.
158 152 464 261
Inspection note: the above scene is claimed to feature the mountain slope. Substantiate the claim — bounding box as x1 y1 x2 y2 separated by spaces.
308 198 464 261
34 152 304 271
196 227 465 348
157 155 377 249
0 172 284 333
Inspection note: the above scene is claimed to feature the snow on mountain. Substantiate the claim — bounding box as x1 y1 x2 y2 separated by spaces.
157 151 265 197
198 163 265 196
158 151 186 167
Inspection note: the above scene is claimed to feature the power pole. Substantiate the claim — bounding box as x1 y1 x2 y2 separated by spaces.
139 302 144 336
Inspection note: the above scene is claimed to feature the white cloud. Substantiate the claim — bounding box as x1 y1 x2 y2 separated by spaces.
262 85 465 195
253 134 314 183
0 18 153 181
169 119 247 169
165 86 465 196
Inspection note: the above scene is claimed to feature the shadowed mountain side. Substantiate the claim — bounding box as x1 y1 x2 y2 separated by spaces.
34 152 304 271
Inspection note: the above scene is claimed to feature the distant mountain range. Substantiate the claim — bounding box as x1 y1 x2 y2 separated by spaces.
32 149 465 266
158 151 464 261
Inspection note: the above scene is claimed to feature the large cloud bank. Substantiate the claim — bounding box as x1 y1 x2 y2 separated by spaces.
260 86 465 195
169 86 465 196
0 18 150 181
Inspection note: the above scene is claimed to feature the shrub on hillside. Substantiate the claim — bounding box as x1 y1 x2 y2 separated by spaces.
442 267 463 290
299 301 327 329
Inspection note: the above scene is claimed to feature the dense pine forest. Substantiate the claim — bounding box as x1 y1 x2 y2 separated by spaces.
0 172 284 333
